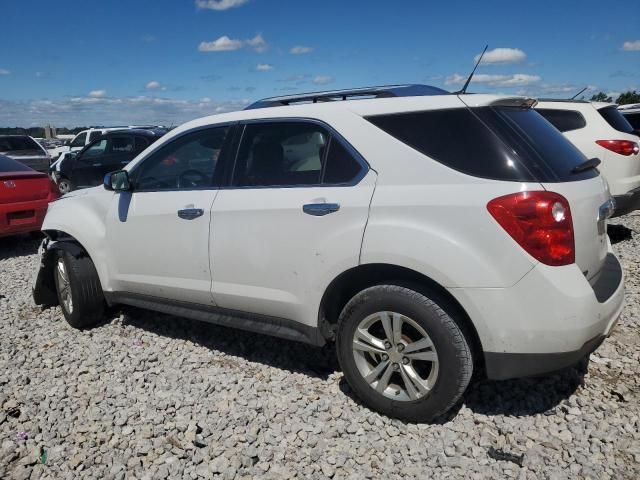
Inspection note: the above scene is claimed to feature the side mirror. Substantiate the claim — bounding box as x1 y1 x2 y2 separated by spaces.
104 170 131 192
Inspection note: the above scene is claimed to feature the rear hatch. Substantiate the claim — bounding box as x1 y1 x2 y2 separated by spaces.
470 102 610 280
0 172 51 204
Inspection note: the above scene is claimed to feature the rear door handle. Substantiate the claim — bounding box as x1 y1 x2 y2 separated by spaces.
303 203 340 216
177 208 204 220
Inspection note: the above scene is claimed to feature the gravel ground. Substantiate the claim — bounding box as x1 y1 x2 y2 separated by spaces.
1 217 639 480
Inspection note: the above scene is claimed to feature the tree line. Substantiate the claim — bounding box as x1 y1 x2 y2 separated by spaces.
590 90 640 104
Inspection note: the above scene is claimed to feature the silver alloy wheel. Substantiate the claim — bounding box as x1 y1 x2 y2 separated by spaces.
56 258 73 314
57 179 71 195
352 311 439 401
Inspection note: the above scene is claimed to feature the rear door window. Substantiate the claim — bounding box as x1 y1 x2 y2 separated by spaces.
598 106 634 134
536 109 586 132
232 121 365 187
367 107 596 183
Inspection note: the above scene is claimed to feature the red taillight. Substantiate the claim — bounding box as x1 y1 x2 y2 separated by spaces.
596 139 639 156
487 191 574 266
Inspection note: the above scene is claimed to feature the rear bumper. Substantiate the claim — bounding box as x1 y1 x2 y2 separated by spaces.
612 186 640 217
0 199 49 237
450 251 624 380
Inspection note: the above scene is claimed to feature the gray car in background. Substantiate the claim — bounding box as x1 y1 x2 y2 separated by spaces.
0 135 51 172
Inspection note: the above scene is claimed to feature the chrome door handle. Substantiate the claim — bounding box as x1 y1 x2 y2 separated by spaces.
177 208 204 220
302 203 340 216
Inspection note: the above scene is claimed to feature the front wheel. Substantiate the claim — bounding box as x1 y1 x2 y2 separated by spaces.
57 177 73 195
54 250 105 328
336 284 473 422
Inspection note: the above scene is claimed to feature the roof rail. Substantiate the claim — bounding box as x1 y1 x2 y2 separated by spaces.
244 84 449 110
536 98 590 104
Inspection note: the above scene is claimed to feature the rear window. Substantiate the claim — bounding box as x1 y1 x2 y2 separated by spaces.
0 154 32 172
598 106 634 134
366 107 596 182
536 109 586 132
0 136 42 153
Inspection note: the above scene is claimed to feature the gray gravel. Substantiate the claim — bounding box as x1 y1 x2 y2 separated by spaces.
1 216 639 480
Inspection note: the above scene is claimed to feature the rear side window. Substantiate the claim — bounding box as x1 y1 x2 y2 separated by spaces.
367 107 596 182
536 109 586 132
598 106 634 134
0 136 42 152
233 121 364 187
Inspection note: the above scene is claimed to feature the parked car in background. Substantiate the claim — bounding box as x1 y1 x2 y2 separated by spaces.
0 135 52 172
53 129 165 194
49 125 166 161
34 85 623 422
535 100 640 216
0 154 58 238
618 103 640 136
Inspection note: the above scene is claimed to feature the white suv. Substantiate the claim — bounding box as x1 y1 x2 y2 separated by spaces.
33 85 624 422
535 100 640 216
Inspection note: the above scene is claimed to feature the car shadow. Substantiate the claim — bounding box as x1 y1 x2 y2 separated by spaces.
121 306 585 421
0 234 41 261
338 359 586 423
120 308 338 380
607 223 633 245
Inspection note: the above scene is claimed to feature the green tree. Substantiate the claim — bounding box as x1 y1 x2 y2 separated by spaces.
616 90 640 105
590 92 613 102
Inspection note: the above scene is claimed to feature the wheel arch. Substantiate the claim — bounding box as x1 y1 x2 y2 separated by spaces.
318 263 484 365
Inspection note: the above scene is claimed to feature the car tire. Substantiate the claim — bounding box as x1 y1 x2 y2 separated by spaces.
57 178 73 195
336 284 473 422
53 250 105 329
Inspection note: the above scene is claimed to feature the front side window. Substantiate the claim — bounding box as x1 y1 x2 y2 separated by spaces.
71 133 87 147
83 139 108 158
133 126 230 191
88 131 103 142
233 121 364 187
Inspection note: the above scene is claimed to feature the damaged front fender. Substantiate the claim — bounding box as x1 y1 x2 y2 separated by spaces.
32 236 85 306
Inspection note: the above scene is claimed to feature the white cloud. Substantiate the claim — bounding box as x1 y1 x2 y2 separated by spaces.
88 89 107 98
198 35 244 52
0 95 248 127
622 40 640 51
198 33 267 53
195 0 248 10
445 73 541 88
255 63 273 71
0 69 10 75
290 46 313 55
312 75 334 85
246 34 268 53
475 47 526 65
145 81 165 90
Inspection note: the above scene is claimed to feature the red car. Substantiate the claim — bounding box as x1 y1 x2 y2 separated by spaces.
0 154 59 238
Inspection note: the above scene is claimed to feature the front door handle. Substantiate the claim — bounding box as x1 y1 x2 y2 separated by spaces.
303 203 340 216
177 208 204 220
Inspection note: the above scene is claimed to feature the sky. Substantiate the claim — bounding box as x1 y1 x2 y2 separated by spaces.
0 0 638 127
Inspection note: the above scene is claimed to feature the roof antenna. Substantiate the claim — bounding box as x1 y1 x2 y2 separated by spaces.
570 87 588 100
457 44 488 95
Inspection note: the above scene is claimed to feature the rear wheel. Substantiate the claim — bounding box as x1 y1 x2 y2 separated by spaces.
336 284 473 422
54 250 105 328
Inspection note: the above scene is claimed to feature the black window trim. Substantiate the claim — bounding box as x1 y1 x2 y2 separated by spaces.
225 117 370 190
127 122 238 193
535 108 587 133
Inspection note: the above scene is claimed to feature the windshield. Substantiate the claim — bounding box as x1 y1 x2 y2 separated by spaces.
0 136 43 153
598 106 634 134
